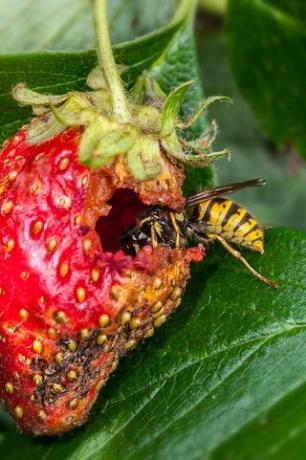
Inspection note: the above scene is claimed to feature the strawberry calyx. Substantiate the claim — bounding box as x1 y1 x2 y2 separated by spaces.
13 76 230 182
12 0 230 183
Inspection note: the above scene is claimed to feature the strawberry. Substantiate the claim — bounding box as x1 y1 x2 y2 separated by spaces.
0 0 226 436
0 125 204 436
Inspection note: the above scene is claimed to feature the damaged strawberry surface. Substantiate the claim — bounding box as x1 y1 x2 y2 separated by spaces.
0 0 221 437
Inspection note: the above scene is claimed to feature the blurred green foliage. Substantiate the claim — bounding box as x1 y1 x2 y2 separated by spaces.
197 31 306 230
227 0 306 157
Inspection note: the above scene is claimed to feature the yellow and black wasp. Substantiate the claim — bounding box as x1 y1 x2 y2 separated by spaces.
121 178 279 288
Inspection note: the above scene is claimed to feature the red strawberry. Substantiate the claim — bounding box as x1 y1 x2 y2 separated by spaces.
0 125 204 435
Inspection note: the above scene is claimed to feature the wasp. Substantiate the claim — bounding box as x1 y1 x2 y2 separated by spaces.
121 178 279 288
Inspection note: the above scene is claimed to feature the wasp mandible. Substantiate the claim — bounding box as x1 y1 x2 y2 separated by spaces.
121 178 279 288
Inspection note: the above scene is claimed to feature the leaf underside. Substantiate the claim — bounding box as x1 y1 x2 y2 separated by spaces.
0 0 178 52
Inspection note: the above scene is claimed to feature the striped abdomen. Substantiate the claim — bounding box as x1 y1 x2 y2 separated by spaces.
195 197 264 253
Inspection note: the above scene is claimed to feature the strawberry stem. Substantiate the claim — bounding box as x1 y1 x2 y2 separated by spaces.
93 0 131 123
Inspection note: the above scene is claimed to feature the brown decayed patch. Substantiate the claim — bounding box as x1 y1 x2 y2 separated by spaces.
83 152 185 229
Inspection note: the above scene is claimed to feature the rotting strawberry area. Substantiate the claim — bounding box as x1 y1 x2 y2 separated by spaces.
96 189 147 253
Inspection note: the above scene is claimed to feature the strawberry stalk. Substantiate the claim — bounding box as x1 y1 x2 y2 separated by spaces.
93 0 131 123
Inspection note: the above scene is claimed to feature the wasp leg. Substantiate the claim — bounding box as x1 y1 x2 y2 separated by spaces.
214 235 279 288
170 212 181 248
150 225 158 248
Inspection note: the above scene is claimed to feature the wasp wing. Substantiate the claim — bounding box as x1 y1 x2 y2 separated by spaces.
185 178 266 207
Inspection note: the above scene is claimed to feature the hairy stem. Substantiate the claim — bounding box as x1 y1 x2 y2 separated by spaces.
93 0 131 122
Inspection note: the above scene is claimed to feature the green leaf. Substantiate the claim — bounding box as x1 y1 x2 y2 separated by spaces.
227 0 306 157
0 0 178 52
0 228 305 459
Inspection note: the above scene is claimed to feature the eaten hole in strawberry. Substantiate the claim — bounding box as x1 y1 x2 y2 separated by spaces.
95 189 146 253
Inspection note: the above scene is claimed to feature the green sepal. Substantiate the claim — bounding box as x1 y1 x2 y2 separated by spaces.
160 81 193 138
51 104 96 127
183 148 231 166
26 94 95 145
162 128 230 167
78 117 107 162
132 72 165 107
87 64 127 91
200 119 218 149
161 131 184 160
12 83 68 107
26 115 65 145
186 120 219 151
131 105 161 133
12 73 230 182
84 129 137 169
32 105 50 116
127 136 162 181
88 90 112 116
178 96 232 130
180 134 231 165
